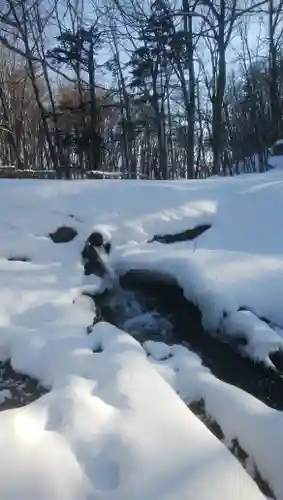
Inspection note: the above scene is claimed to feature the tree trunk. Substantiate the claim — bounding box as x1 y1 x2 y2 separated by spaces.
182 0 195 179
212 2 226 176
269 0 280 142
88 34 99 171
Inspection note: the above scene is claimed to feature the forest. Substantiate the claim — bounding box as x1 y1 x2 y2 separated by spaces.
0 0 282 179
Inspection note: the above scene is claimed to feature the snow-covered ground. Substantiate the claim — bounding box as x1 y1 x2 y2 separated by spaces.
1 168 283 498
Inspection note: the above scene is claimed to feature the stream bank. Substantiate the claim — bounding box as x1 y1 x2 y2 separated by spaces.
89 268 283 411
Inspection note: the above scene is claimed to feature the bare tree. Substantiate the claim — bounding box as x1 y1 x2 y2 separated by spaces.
198 0 268 175
266 0 283 140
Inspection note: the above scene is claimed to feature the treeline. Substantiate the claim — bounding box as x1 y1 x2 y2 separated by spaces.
0 0 282 179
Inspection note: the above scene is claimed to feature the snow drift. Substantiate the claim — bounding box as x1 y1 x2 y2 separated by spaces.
0 168 283 498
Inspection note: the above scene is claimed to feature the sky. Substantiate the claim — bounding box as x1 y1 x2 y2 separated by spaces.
50 0 270 91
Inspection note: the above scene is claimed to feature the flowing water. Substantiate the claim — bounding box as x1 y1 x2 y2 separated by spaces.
91 267 283 411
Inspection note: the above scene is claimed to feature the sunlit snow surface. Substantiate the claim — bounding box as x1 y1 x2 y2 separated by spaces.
0 170 283 498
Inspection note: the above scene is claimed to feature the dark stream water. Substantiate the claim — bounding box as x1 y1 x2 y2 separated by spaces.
91 269 283 412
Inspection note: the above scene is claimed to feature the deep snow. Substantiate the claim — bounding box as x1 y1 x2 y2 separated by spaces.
0 324 267 500
0 169 283 498
147 340 283 500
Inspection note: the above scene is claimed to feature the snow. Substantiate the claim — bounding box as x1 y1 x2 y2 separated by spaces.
111 171 283 361
1 167 283 497
221 310 283 365
0 324 265 500
266 154 283 169
143 340 171 360
147 340 283 500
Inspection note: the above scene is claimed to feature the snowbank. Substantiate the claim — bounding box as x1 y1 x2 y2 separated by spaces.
0 324 265 500
147 340 283 500
0 169 283 497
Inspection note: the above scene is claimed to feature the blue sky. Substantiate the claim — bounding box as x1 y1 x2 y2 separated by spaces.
53 0 269 90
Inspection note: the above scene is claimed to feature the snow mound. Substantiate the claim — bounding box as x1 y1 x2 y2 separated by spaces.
221 310 283 366
0 324 265 500
147 340 283 500
143 339 171 359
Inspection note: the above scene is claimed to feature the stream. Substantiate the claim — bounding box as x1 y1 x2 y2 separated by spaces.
89 263 283 412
